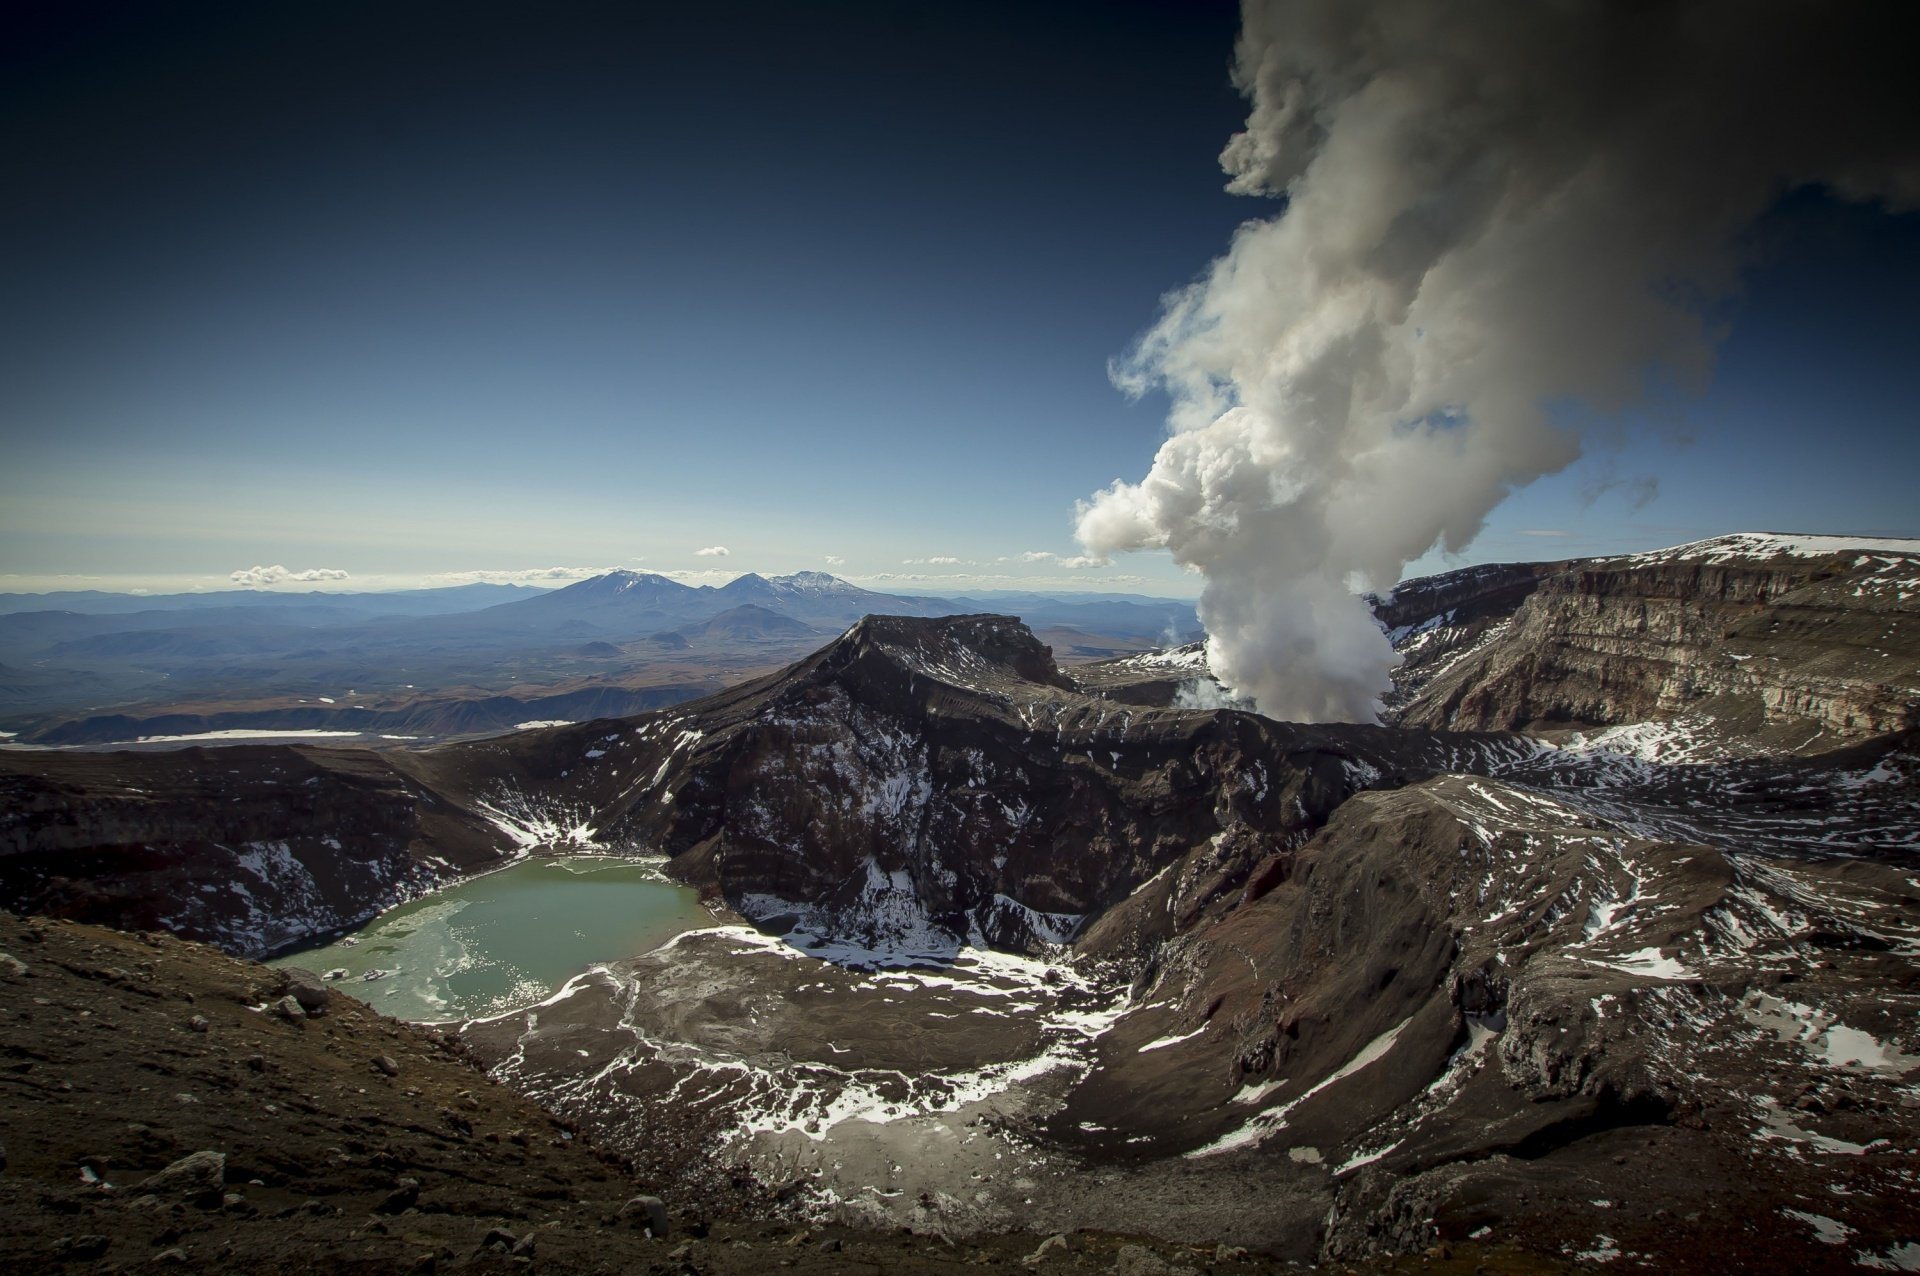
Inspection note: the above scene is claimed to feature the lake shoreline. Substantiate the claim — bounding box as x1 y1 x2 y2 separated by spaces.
268 852 714 1023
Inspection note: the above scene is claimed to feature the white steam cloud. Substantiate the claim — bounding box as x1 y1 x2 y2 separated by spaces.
230 565 350 587
1077 0 1917 723
694 545 731 557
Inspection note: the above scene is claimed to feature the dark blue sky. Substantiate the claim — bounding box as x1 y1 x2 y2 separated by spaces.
2 0 1914 593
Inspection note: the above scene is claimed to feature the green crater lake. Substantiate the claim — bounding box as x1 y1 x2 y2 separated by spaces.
270 857 709 1022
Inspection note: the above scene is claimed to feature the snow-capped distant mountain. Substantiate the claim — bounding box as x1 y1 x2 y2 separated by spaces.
706 573 944 627
767 570 859 595
454 569 942 636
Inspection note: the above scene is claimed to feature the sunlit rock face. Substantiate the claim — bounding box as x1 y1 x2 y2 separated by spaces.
1383 535 1920 751
586 613 1471 961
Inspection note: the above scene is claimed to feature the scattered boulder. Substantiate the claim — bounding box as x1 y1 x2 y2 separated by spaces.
270 995 306 1021
187 1014 209 1033
1023 1233 1069 1266
619 1194 671 1237
377 1177 420 1214
0 951 27 977
1111 1245 1201 1276
281 967 328 1013
51 1234 110 1261
478 1227 519 1253
139 1150 225 1202
371 1054 400 1077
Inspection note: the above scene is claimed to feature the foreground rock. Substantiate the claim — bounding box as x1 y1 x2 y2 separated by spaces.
139 1149 226 1200
2 911 1545 1275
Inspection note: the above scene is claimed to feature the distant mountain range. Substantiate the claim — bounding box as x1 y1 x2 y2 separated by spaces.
0 581 545 618
0 571 1198 655
458 569 947 635
0 571 1200 741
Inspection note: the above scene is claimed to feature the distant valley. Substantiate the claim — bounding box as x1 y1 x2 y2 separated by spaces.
0 571 1199 748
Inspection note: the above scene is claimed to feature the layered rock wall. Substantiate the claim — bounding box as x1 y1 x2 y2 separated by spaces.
1389 549 1920 747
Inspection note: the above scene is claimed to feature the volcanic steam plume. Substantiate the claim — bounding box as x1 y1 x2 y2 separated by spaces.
1077 0 1918 721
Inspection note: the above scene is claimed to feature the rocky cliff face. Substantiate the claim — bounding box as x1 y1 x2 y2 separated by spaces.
1385 535 1920 753
0 747 504 956
456 614 1521 959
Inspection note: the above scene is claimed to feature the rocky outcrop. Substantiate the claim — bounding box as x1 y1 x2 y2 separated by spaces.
1371 558 1566 641
1385 536 1920 751
467 615 1525 959
0 747 505 956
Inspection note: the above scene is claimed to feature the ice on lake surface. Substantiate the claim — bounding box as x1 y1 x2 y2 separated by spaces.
270 857 708 1022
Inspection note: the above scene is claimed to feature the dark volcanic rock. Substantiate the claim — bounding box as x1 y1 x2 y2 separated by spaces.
140 1150 225 1200
0 613 1516 964
476 614 1507 958
1070 644 1216 708
0 745 506 955
280 965 329 1012
620 1193 671 1235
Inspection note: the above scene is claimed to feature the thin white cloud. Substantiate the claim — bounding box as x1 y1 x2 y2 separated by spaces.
229 564 351 587
695 545 731 557
856 570 1171 592
823 555 845 566
426 566 623 586
1020 550 1109 569
902 556 969 565
656 568 743 585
